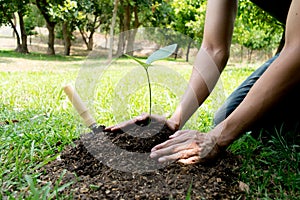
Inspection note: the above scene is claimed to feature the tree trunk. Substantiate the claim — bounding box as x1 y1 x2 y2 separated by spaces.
87 34 94 51
105 32 108 49
126 30 138 54
123 3 132 55
240 45 243 63
80 27 95 51
80 29 89 49
117 26 125 56
16 11 29 54
46 22 56 55
62 22 71 56
125 5 140 55
174 45 179 60
248 49 253 63
108 0 119 60
186 40 192 62
35 0 56 55
117 13 125 56
0 3 21 50
13 14 17 38
7 18 21 51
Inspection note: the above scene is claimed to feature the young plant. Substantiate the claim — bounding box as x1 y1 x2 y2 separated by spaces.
125 44 178 116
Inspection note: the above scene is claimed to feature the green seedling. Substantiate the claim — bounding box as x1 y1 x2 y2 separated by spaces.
125 43 178 116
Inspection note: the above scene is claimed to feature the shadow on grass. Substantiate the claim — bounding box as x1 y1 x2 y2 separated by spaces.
0 50 86 62
0 58 13 64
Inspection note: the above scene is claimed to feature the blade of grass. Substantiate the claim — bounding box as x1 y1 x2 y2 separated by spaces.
185 179 193 200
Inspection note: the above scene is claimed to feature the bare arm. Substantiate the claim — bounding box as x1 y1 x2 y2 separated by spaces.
106 0 238 133
170 0 238 129
217 0 300 147
150 0 300 164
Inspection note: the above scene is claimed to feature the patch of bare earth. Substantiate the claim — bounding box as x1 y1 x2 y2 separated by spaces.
37 124 246 199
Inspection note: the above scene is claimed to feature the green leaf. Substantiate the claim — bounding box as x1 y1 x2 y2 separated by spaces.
146 43 178 65
25 175 40 199
185 179 193 200
90 184 100 190
49 181 74 199
49 169 74 199
124 54 150 69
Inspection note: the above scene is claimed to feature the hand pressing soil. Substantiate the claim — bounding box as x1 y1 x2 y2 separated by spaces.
37 124 245 199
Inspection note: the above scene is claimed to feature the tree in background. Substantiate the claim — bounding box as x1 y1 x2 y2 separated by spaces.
77 0 112 51
0 0 285 59
24 5 44 45
0 0 30 53
233 0 284 62
48 0 84 55
169 0 206 61
117 0 159 55
109 0 119 60
140 0 204 61
35 0 62 55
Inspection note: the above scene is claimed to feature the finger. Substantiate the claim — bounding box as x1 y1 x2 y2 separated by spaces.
104 123 122 131
151 139 199 159
169 130 189 138
104 125 114 131
150 142 177 157
150 114 165 121
150 141 187 158
157 148 200 163
178 156 201 165
109 121 131 131
151 132 193 152
136 113 150 121
151 137 181 152
151 140 169 152
106 119 136 132
106 113 149 132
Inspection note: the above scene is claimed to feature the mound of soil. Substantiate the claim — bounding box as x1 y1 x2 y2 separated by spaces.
37 123 245 199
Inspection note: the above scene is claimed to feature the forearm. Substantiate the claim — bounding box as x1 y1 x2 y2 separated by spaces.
170 47 229 128
216 47 300 147
168 0 237 129
216 0 300 147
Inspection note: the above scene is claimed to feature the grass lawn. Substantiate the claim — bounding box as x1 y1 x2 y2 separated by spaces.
0 50 299 199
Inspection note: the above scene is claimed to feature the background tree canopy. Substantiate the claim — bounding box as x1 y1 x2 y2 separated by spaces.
0 0 284 58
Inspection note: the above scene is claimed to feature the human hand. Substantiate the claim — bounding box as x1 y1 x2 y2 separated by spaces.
104 113 180 133
150 130 223 164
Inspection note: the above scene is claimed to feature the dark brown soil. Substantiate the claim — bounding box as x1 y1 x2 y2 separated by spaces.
37 123 245 199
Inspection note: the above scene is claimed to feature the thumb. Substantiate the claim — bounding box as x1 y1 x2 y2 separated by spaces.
169 130 189 138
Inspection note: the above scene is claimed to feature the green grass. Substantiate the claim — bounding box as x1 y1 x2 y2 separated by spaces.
229 130 300 199
0 50 85 62
0 52 299 199
0 70 83 199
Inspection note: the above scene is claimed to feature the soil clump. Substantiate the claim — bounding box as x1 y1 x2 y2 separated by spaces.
38 123 245 199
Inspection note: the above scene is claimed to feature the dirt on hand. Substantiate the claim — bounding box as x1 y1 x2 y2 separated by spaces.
37 124 245 199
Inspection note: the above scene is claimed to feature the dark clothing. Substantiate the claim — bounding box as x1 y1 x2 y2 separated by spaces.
213 1 300 143
214 54 279 127
214 54 300 139
213 1 300 139
250 0 292 24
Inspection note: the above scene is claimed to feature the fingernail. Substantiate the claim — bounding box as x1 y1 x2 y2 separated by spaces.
150 152 156 158
158 157 165 162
